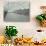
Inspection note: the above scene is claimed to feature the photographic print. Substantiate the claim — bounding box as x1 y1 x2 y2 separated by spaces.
4 0 30 22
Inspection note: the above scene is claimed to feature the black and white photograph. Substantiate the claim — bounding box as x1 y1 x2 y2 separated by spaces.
4 0 30 22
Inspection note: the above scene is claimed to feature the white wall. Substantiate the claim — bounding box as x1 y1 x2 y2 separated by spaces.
0 0 46 40
0 0 31 37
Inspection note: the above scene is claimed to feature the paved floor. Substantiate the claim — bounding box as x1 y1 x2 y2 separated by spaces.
4 12 30 22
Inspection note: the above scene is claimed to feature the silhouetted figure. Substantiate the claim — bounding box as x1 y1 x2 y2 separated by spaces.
4 10 7 19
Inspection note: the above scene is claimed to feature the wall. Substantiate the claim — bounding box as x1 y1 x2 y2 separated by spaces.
0 0 31 37
0 0 46 41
